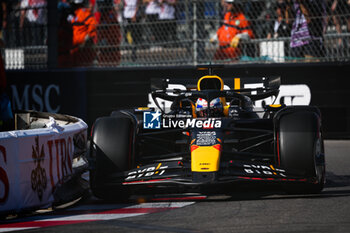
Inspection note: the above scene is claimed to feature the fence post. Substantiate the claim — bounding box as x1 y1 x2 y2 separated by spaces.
47 0 58 69
196 1 205 63
193 0 197 66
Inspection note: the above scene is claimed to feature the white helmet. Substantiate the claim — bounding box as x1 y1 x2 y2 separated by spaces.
196 98 208 112
225 0 235 2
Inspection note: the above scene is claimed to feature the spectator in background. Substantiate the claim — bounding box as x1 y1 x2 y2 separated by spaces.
267 1 291 57
69 0 97 67
213 0 254 61
267 2 291 39
158 0 176 47
243 0 269 38
97 0 122 66
329 0 350 47
19 0 47 46
144 0 160 48
123 0 142 61
289 0 327 61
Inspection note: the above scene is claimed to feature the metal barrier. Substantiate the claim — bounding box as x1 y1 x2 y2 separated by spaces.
2 0 350 69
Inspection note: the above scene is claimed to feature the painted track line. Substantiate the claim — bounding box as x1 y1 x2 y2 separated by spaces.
0 202 194 232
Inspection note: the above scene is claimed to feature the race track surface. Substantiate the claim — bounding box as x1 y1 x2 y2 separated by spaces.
1 140 349 233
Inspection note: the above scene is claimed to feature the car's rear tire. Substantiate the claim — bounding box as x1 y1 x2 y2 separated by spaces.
89 116 134 201
277 109 325 194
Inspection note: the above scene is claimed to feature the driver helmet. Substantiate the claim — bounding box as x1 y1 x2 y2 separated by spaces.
195 98 208 117
196 98 223 117
210 97 224 117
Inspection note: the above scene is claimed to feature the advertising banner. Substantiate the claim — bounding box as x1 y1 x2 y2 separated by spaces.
0 118 87 214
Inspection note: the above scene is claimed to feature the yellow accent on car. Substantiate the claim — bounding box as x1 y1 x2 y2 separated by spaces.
197 75 224 91
196 75 227 113
269 104 282 108
191 146 221 172
223 105 230 116
234 78 241 90
137 107 150 110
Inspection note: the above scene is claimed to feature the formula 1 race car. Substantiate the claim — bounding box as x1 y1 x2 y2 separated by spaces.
88 68 325 200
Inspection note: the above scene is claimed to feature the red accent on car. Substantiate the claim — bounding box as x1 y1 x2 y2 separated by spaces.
277 131 281 166
128 128 133 169
191 145 199 152
90 124 95 137
212 144 221 151
122 178 172 185
151 196 207 201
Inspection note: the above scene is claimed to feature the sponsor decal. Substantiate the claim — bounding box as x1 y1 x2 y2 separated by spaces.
2 135 75 206
0 124 85 213
196 131 217 146
125 163 168 181
244 83 311 107
162 118 221 129
143 111 161 129
31 136 47 201
143 111 222 130
0 145 9 204
11 84 61 113
243 164 286 177
47 137 73 193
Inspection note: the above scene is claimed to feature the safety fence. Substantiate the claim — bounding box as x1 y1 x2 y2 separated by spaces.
2 0 350 69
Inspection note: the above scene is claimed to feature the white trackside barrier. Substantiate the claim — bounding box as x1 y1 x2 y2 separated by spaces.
0 111 87 214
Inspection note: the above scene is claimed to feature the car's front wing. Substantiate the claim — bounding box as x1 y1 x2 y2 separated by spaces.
101 160 318 187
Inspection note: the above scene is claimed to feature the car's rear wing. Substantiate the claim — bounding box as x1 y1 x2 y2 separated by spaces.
151 64 280 91
151 75 280 102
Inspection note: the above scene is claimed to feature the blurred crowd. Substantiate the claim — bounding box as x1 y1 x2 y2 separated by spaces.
214 0 350 61
0 0 349 66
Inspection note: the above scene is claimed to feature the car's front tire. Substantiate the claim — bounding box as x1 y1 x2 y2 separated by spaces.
276 108 325 194
89 116 134 201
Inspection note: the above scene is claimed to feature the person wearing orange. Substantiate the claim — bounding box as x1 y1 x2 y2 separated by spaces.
70 0 97 67
213 0 254 61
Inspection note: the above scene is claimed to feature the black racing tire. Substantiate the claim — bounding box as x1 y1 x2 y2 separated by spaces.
277 110 325 194
89 116 134 201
